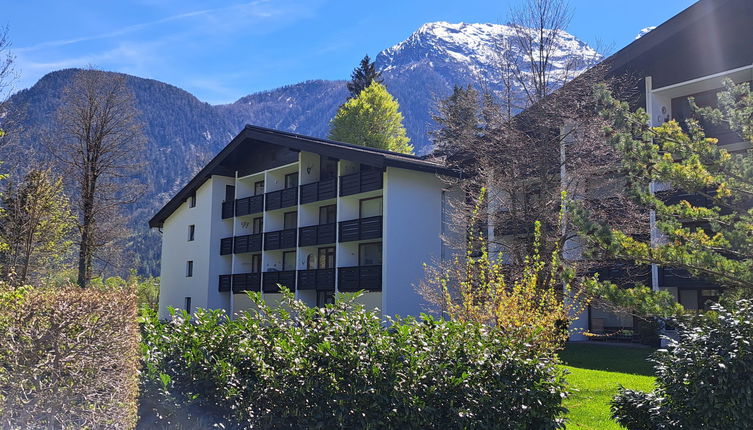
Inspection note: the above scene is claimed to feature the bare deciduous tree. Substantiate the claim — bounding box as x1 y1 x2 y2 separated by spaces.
51 68 146 287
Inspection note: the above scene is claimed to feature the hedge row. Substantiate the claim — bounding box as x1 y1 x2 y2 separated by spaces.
140 291 568 429
0 285 140 429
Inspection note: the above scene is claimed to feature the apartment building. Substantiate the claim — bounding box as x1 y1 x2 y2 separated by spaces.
149 125 458 319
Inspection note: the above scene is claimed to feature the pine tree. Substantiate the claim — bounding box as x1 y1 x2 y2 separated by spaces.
346 55 382 99
431 85 481 166
572 79 753 314
329 81 413 154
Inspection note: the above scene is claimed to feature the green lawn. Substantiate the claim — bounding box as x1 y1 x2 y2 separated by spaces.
559 343 657 429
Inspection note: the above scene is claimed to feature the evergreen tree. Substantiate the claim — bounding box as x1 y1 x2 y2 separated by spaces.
347 55 382 99
329 81 413 154
431 85 481 167
572 79 753 314
0 169 75 285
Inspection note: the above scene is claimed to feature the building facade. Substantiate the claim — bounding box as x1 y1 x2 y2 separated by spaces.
150 126 458 319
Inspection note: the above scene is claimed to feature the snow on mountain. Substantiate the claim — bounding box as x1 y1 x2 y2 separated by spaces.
635 26 657 40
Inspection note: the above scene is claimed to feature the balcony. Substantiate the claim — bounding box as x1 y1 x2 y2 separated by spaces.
339 216 382 243
234 234 263 254
299 223 336 247
262 270 296 293
339 170 383 197
221 201 234 219
219 274 232 292
235 195 264 217
220 237 233 255
338 265 382 292
264 229 297 250
265 187 298 211
300 178 337 204
232 273 261 293
297 268 335 291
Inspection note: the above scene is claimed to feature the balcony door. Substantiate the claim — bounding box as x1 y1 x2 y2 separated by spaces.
252 217 263 234
320 157 338 181
359 242 382 266
284 211 297 230
359 197 382 218
254 180 265 196
318 247 335 269
283 251 296 271
319 204 336 225
225 185 235 202
251 254 262 273
285 172 299 189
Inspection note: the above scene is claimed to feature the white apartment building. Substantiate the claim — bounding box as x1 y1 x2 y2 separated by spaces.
149 125 458 319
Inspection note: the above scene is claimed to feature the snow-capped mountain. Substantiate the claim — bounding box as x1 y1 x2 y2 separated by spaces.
374 21 600 153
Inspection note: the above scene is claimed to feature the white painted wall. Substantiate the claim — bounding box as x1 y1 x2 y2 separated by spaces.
158 175 234 318
382 167 444 317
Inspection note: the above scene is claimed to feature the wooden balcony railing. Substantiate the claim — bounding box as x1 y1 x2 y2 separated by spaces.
218 274 232 292
235 195 264 216
262 270 296 293
265 187 298 211
220 237 234 256
299 223 336 247
234 233 263 254
264 229 297 250
338 265 382 292
297 268 335 291
232 273 261 293
339 170 383 197
339 216 382 243
300 178 337 204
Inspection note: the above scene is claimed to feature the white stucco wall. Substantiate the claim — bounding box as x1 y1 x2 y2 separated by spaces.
158 175 234 318
382 167 445 317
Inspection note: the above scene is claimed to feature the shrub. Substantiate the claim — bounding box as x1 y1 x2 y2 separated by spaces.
0 284 140 429
140 291 567 429
611 300 753 429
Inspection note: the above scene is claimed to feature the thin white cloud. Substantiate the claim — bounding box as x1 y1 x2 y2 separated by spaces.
16 1 270 53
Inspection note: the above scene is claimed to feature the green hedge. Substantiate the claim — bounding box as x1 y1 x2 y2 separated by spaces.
140 291 567 429
0 285 140 429
612 300 753 429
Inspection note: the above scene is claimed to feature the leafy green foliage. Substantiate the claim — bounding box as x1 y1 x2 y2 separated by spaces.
0 283 140 429
140 290 567 429
572 80 753 314
329 81 414 154
611 300 753 429
0 169 75 285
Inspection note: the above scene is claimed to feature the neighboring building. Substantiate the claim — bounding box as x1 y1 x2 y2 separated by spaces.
149 125 458 319
554 0 753 341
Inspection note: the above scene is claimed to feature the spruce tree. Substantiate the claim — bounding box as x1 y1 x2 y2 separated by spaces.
431 85 481 167
347 55 382 99
329 81 413 154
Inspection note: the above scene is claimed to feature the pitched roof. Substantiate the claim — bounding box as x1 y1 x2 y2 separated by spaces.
148 124 457 228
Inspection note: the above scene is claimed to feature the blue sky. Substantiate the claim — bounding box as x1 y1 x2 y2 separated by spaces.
7 0 696 104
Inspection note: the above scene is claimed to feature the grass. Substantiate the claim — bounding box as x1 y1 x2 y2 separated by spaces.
559 343 657 429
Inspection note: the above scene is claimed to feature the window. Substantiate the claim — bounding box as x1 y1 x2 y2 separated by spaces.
251 254 262 273
184 297 192 313
318 247 335 269
317 291 335 307
252 217 263 234
284 211 297 230
319 204 336 225
320 157 338 180
254 180 265 196
285 172 299 189
359 242 382 266
186 260 194 277
359 197 382 218
283 251 296 271
189 192 196 208
225 185 235 202
188 225 195 241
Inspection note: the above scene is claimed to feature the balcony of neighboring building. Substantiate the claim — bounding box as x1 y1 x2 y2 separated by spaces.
339 167 383 197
